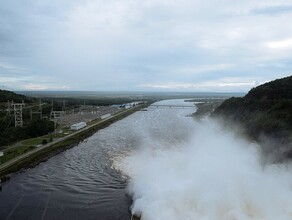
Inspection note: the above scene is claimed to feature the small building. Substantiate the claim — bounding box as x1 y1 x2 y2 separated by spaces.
111 104 123 108
70 122 87 130
125 104 131 109
101 113 111 119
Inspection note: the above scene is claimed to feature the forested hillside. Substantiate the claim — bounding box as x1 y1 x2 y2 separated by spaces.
213 76 292 157
0 90 33 103
0 90 53 147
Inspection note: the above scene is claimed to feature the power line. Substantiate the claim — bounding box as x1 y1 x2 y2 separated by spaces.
11 101 25 127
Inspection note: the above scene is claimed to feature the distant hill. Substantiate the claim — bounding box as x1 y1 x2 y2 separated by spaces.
0 90 32 103
213 76 292 158
245 76 292 100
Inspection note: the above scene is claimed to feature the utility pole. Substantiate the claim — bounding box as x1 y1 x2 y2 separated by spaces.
39 99 43 119
50 110 64 137
30 99 43 120
62 100 66 111
6 101 11 116
11 101 25 127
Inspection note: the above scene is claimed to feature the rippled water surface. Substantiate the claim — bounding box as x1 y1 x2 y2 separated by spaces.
0 99 195 220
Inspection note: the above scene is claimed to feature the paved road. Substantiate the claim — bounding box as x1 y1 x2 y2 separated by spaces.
0 107 139 173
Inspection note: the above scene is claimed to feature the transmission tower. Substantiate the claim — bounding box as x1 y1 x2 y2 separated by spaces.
50 110 64 136
30 99 43 120
11 101 25 127
6 101 11 116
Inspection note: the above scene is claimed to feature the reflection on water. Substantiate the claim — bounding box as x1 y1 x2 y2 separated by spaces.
0 139 132 220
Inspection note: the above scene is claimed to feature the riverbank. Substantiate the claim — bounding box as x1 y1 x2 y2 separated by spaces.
192 100 224 119
0 104 148 181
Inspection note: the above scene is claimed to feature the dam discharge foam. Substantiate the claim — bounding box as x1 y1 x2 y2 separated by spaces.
116 100 292 220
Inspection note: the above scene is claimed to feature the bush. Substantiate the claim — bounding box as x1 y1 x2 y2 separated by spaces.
25 119 54 137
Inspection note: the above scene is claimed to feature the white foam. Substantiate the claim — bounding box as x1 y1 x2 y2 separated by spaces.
116 100 292 220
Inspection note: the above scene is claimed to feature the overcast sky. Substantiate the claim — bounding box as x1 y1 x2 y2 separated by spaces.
0 0 292 92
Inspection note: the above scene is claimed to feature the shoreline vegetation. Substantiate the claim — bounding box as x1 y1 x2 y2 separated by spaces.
0 104 148 181
213 76 292 160
192 100 225 118
191 76 292 161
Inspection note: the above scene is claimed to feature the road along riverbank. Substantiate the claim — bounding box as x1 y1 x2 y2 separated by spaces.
0 104 148 180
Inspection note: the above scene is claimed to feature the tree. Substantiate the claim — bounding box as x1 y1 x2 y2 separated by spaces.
25 119 54 137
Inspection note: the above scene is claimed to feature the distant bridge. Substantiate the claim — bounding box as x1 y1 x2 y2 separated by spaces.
150 104 195 108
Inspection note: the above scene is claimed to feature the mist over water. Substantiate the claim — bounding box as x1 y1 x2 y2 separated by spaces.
2 99 292 220
116 100 292 220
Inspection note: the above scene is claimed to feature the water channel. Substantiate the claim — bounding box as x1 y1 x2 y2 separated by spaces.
0 99 195 220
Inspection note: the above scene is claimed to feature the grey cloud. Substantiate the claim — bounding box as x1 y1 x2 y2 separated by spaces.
0 0 292 91
250 5 292 16
0 62 30 73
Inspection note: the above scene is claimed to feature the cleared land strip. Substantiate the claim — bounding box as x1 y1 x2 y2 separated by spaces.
0 105 143 176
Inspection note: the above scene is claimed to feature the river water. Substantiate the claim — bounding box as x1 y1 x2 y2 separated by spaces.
3 99 292 220
0 99 196 220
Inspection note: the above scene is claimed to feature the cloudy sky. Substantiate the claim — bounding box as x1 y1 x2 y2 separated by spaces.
0 0 292 92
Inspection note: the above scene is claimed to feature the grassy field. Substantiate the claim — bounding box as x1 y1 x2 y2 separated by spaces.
0 145 36 165
22 138 49 146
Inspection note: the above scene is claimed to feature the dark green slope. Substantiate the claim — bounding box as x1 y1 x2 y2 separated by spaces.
0 90 31 103
245 76 292 100
0 90 50 147
213 76 292 144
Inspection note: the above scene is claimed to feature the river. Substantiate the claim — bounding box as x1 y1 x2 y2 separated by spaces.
0 99 196 220
3 99 292 220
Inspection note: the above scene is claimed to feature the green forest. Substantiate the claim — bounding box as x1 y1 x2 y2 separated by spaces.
0 90 54 147
213 76 292 156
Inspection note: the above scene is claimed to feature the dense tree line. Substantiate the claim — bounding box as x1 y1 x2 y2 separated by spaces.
0 117 54 146
0 90 55 147
245 76 292 100
0 90 34 103
213 76 292 157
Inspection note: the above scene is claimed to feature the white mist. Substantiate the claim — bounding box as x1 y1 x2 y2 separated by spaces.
116 100 292 220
